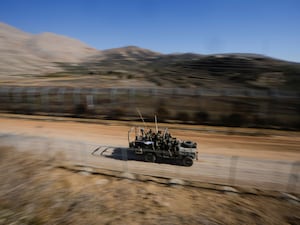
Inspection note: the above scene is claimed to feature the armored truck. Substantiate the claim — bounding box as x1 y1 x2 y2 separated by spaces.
128 127 198 166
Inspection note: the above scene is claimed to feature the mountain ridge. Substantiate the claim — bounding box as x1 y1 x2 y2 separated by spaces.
0 22 98 76
0 22 299 91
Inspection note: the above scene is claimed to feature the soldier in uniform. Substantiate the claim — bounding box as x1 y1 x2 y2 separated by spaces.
140 128 145 140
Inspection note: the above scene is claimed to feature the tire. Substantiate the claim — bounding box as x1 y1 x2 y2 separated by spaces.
182 157 193 167
181 141 197 148
144 153 156 162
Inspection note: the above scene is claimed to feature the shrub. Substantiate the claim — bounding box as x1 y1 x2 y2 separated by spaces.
194 111 209 124
175 111 190 122
155 106 171 122
74 103 87 115
106 108 125 120
221 113 246 127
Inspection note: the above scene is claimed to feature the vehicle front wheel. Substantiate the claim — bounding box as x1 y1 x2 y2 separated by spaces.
182 157 193 167
144 153 156 163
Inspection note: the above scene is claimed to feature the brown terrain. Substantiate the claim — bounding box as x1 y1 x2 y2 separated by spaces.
1 146 299 225
0 114 300 225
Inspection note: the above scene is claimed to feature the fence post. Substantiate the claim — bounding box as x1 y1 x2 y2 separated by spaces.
110 88 117 105
287 161 300 193
73 88 81 105
228 156 239 186
57 88 65 113
14 87 23 103
41 87 50 112
86 95 94 110
92 88 98 107
27 87 36 112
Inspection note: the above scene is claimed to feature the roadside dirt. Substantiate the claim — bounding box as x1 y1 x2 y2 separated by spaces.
1 147 299 225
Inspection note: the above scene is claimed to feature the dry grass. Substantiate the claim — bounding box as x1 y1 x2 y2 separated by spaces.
0 146 299 225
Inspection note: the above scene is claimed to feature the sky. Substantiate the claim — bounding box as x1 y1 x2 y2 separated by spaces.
0 0 300 62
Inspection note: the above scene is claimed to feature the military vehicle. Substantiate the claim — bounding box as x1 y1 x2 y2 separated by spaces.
128 115 198 166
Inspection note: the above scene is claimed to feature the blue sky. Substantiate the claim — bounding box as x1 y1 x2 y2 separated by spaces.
1 0 300 62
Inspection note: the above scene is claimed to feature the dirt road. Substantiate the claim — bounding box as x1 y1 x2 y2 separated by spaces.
1 114 299 193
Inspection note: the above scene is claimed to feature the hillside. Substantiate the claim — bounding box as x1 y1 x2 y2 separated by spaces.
0 22 97 76
1 22 300 91
61 49 300 91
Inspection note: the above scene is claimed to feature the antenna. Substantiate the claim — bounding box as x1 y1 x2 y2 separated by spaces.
163 127 168 138
155 115 158 133
136 108 147 128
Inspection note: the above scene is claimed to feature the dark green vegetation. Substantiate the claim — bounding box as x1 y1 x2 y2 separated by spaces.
1 86 299 130
54 46 300 91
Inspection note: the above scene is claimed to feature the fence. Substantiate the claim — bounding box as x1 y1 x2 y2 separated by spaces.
1 133 299 194
0 86 299 128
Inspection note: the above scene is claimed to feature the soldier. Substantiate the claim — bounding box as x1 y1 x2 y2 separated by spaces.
171 138 178 152
147 129 153 141
140 128 145 140
157 130 163 150
157 130 161 138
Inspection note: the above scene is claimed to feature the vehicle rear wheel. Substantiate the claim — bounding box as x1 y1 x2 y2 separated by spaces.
145 153 156 162
182 157 193 166
181 141 197 148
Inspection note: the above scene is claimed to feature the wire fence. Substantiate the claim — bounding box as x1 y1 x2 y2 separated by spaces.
1 134 299 194
0 86 299 128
